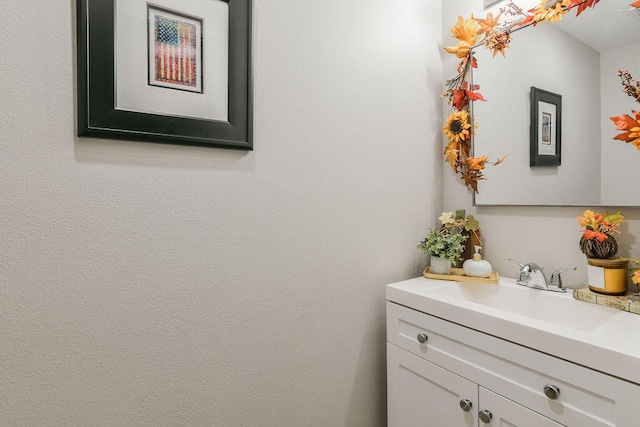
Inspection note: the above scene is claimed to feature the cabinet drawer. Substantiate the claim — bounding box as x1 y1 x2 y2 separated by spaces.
387 301 640 427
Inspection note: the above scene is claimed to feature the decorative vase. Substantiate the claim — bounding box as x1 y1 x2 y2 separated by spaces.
579 234 618 259
430 256 452 275
587 258 628 295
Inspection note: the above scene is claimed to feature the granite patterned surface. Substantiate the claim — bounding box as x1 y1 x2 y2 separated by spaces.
573 288 640 315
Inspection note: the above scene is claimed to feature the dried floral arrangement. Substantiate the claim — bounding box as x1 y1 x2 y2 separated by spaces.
417 210 481 265
576 209 624 259
442 0 640 193
418 209 482 267
610 69 640 150
438 210 482 248
577 210 640 288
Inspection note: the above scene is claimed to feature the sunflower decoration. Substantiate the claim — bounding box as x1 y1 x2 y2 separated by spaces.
444 110 472 144
441 0 602 193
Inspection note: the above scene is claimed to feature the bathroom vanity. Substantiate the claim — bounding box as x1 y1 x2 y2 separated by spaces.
386 277 640 426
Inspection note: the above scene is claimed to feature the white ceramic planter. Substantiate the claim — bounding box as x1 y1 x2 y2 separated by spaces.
430 256 452 275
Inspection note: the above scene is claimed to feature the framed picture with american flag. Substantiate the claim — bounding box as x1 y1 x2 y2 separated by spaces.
148 6 203 93
77 0 252 150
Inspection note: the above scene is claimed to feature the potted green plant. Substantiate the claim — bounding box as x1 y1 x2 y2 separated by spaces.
418 226 468 275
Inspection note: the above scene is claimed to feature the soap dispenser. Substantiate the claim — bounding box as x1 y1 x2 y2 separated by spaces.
463 246 493 278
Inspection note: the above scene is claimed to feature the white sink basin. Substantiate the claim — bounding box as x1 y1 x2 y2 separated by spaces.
386 276 640 384
428 280 619 333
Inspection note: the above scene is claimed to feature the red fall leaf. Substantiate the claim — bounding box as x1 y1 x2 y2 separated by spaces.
451 83 486 111
452 89 468 111
569 0 601 16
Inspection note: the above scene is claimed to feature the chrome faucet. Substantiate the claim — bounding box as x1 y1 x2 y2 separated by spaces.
508 259 576 293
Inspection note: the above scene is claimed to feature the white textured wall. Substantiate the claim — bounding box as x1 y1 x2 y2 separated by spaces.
0 1 442 425
443 0 640 287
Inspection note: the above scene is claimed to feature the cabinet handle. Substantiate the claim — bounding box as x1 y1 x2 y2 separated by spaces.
544 384 560 400
416 333 428 343
479 409 493 423
459 399 472 412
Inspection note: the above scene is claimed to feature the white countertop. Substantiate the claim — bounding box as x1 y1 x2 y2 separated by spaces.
386 276 640 385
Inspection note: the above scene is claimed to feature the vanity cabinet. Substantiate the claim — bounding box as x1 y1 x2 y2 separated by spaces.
388 344 561 426
386 300 640 426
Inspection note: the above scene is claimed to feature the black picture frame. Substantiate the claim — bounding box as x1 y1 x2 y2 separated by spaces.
77 0 252 150
530 87 561 166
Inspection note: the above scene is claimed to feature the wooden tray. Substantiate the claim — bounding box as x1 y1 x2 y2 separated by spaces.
423 267 499 284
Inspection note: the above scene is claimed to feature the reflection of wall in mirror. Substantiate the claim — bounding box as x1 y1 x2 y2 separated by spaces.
473 24 601 205
600 42 640 206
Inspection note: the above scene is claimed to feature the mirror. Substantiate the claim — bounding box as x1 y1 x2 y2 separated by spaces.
472 0 640 206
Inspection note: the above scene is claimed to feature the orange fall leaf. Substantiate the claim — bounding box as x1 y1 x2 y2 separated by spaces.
463 174 481 194
493 155 509 166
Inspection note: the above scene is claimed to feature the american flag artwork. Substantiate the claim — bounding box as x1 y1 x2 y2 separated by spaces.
149 7 202 93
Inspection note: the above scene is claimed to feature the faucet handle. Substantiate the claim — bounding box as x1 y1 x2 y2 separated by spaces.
509 259 531 285
548 267 577 292
508 258 525 268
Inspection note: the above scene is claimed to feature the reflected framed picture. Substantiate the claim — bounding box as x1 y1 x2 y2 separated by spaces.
530 87 561 166
77 0 252 149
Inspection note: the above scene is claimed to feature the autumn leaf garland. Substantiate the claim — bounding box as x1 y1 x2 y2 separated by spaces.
442 0 608 193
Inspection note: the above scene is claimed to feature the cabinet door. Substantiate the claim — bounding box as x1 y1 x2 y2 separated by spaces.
478 388 563 427
387 343 477 427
